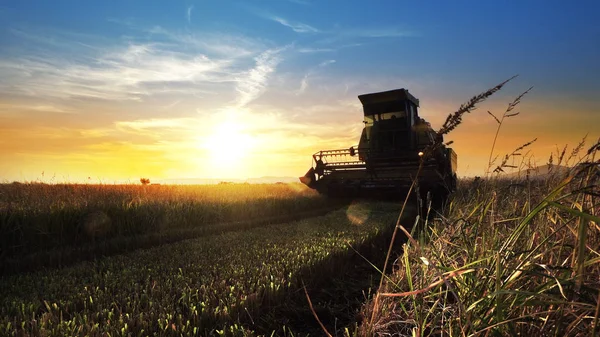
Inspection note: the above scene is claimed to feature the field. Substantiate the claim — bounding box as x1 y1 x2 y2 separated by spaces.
0 183 345 274
1 166 599 336
0 183 405 336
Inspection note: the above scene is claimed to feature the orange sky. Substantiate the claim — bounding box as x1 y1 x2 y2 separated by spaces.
1 88 598 182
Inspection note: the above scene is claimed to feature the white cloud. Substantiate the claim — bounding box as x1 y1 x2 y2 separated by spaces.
186 5 194 23
116 117 197 132
295 59 336 95
146 25 263 58
298 47 335 53
318 59 336 67
0 27 279 103
116 21 264 58
271 16 319 33
0 44 231 101
297 75 309 96
297 43 362 54
235 46 288 107
28 105 71 113
161 100 182 110
0 103 71 114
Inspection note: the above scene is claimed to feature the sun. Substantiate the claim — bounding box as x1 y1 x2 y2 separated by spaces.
203 119 256 174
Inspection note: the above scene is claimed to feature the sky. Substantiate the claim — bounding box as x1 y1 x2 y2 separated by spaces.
0 0 599 182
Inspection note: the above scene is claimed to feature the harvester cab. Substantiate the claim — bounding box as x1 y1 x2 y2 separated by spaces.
300 88 457 198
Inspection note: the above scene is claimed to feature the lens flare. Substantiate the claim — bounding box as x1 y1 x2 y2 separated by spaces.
346 202 370 226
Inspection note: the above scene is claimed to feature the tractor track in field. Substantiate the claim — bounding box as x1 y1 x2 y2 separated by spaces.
256 201 420 336
1 202 349 276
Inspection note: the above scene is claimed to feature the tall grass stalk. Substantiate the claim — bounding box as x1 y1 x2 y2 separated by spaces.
369 78 515 333
486 85 533 176
360 79 600 336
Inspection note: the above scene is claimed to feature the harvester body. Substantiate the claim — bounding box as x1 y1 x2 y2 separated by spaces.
300 89 457 197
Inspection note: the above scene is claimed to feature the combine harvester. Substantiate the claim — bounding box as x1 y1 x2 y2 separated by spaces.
300 89 457 200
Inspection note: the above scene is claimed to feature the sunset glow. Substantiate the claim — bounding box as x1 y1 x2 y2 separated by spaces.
0 1 598 182
202 114 257 175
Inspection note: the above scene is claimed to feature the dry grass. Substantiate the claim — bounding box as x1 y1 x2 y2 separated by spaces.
0 182 338 273
358 77 600 336
361 159 599 336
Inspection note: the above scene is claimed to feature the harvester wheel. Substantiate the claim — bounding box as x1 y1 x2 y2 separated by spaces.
450 173 457 192
427 185 450 214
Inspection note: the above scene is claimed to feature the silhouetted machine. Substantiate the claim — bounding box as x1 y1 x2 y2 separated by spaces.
300 89 457 198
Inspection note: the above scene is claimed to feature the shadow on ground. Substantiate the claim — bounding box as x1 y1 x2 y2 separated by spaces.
252 197 430 336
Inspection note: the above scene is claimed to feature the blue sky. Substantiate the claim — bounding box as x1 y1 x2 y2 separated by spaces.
0 0 599 181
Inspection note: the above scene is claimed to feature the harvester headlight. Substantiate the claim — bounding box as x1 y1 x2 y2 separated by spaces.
418 151 424 157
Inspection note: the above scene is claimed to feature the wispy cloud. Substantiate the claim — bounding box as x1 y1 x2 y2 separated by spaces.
116 117 197 135
0 27 277 103
295 59 336 95
235 46 288 107
318 59 336 67
146 25 262 58
0 44 230 101
115 20 268 58
26 105 71 113
161 100 182 110
186 5 194 23
298 47 335 53
271 16 319 33
297 43 363 54
297 76 309 96
0 103 71 114
309 27 414 46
